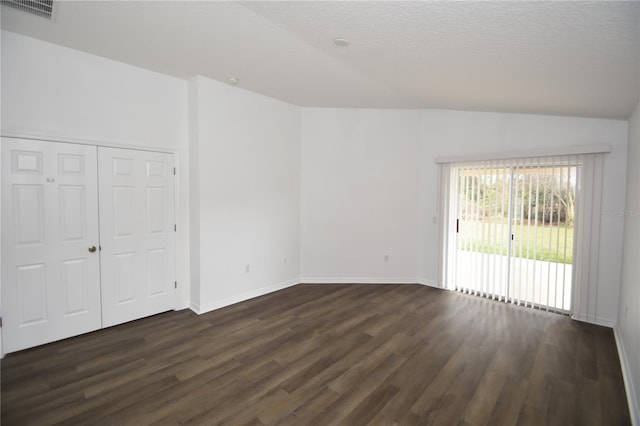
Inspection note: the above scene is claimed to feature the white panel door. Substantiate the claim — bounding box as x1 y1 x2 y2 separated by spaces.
1 138 102 353
98 147 176 327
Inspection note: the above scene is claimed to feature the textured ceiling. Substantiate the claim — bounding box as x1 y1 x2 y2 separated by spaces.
1 1 639 119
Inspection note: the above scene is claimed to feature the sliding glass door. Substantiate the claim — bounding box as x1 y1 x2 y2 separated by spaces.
448 157 577 312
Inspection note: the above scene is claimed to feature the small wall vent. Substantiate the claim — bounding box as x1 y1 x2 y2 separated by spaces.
1 0 54 19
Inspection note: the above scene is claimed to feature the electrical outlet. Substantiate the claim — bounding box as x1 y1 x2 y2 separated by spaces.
384 254 389 262
283 257 287 264
245 264 250 273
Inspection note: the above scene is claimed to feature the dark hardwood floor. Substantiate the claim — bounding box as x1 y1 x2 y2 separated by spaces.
1 284 630 425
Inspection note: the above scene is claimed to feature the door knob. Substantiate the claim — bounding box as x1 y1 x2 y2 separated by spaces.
88 245 97 253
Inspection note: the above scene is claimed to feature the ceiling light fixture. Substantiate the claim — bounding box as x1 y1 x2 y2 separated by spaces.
227 76 239 86
333 37 349 47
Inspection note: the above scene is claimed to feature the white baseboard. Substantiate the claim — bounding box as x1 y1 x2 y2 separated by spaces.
571 313 617 328
190 278 434 314
298 277 423 285
189 278 299 315
614 326 640 425
417 278 442 289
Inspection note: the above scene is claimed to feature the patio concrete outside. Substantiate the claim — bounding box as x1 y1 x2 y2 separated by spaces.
454 250 572 311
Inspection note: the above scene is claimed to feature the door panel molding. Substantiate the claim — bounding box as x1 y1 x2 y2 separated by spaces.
98 147 176 328
2 138 177 353
2 138 102 353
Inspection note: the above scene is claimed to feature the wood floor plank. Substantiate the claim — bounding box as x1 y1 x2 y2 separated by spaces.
341 383 400 426
486 373 529 426
275 387 342 425
1 284 631 425
458 344 509 425
306 353 407 425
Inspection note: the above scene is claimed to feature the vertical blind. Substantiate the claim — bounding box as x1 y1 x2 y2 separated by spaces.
438 153 605 319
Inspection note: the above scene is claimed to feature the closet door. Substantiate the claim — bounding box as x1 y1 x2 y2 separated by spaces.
98 147 176 327
1 138 102 353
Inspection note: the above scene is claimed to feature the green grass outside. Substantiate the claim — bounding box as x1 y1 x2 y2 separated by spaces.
458 220 574 264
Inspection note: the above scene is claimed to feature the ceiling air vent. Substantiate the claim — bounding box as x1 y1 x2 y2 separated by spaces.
1 0 54 19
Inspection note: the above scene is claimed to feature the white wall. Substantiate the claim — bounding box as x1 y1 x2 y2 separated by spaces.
0 20 4 358
300 109 422 283
0 31 191 308
419 110 628 326
300 107 628 325
1 31 631 342
188 77 201 311
616 99 640 424
1 31 187 150
189 76 300 313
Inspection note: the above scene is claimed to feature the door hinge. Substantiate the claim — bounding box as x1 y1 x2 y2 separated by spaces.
174 281 177 289
0 317 3 328
174 224 177 232
456 219 460 233
173 167 176 175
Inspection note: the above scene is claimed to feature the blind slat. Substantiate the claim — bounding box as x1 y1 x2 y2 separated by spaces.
448 155 579 314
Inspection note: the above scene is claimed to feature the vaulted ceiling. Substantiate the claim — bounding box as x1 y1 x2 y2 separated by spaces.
2 1 639 119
